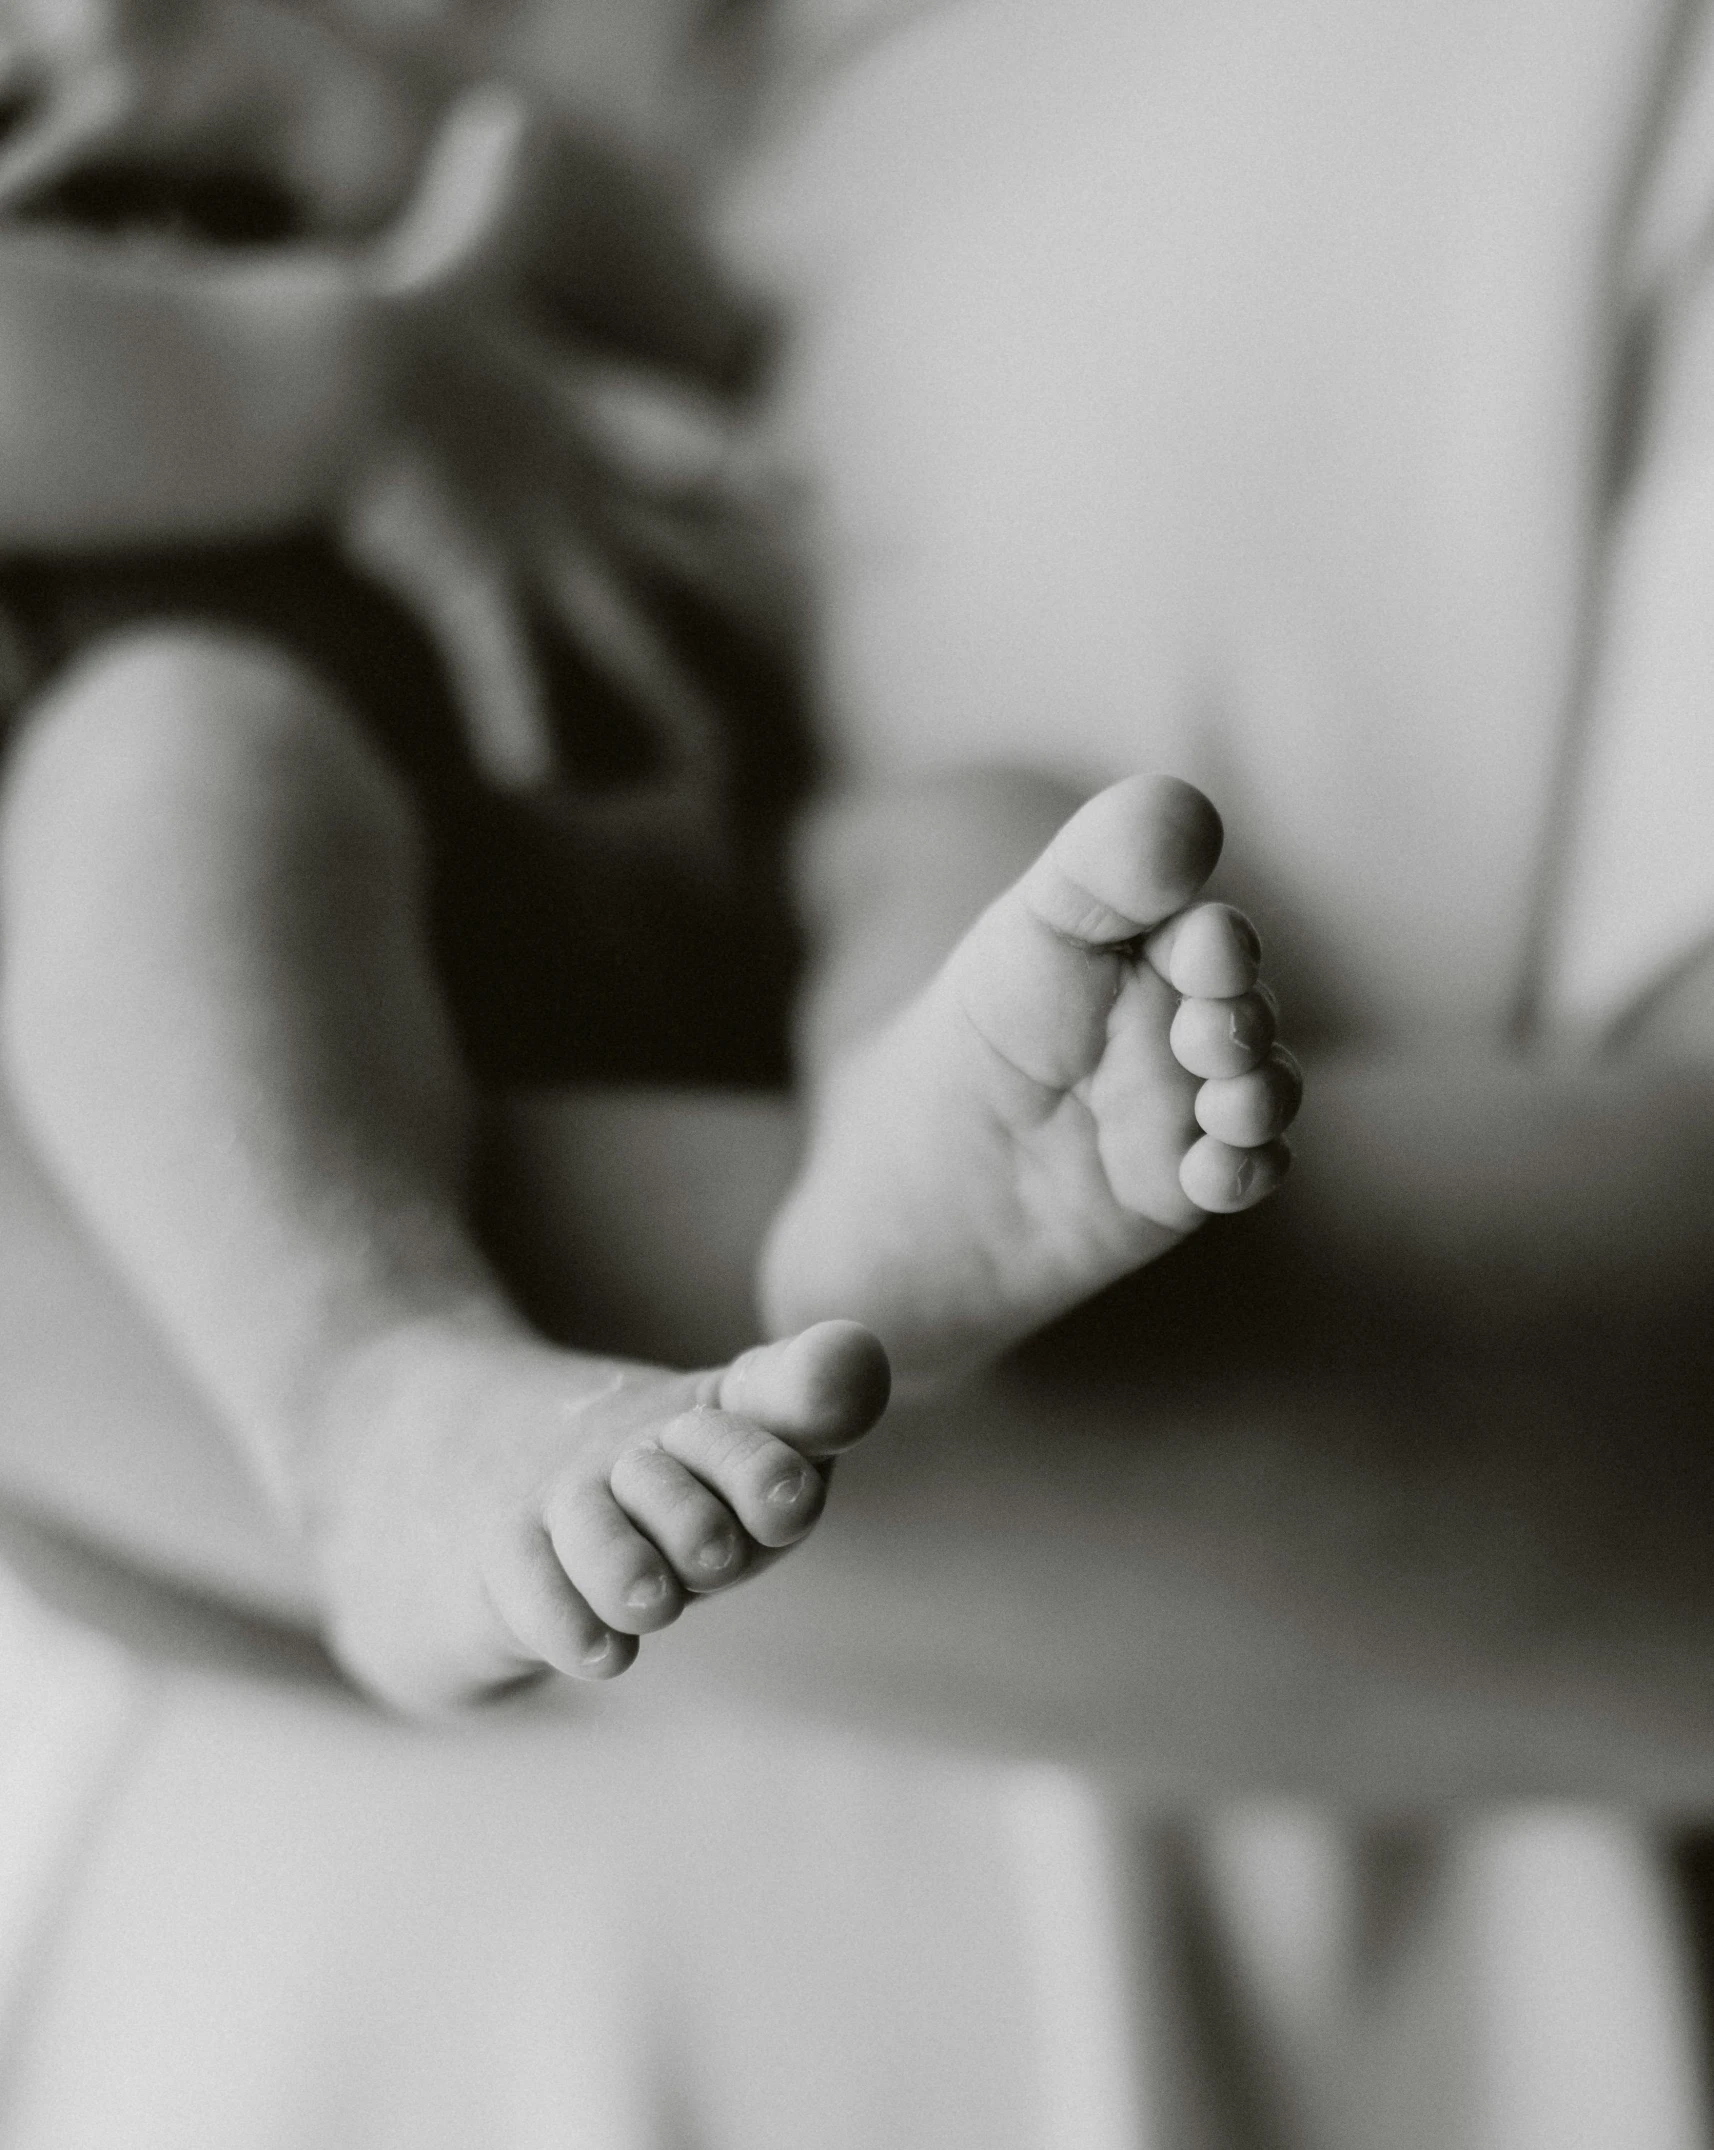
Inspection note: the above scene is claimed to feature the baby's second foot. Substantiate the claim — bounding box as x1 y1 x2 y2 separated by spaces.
760 776 1299 1379
313 1317 889 1712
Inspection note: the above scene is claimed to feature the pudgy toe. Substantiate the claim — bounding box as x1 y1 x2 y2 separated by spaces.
610 1437 756 1589
540 1483 686 1632
1169 989 1277 1077
1193 1049 1303 1147
1146 903 1263 997
1046 775 1223 931
717 1321 891 1453
1179 1133 1292 1213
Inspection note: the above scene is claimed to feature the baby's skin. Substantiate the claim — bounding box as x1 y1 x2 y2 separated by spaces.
299 772 1293 1708
5 636 1295 1713
305 766 1295 1708
763 774 1296 1380
315 1309 895 1703
0 0 1298 1710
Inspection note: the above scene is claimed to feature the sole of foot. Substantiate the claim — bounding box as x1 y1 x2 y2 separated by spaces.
760 774 1299 1378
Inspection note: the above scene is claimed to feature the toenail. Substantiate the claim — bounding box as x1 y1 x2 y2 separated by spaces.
766 1467 810 1507
1228 1005 1263 1047
625 1573 670 1611
581 1632 618 1667
697 1531 739 1572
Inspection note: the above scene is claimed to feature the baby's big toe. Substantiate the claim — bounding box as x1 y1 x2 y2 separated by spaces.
1047 775 1224 931
1020 776 1223 947
715 1321 891 1457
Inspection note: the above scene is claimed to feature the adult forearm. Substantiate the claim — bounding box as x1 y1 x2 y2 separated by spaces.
9 1077 1714 1802
1261 1047 1714 1342
549 1054 1714 1802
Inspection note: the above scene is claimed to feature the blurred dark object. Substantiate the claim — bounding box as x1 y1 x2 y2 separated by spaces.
16 156 304 244
1671 1832 1714 2110
0 527 813 1086
0 89 813 1087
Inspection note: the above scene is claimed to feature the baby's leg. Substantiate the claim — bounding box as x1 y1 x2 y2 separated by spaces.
762 772 1298 1380
0 628 886 1708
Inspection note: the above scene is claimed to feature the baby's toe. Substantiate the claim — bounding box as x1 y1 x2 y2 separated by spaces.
1194 1047 1303 1147
1037 774 1224 937
1085 961 1203 1225
1146 903 1263 999
713 1321 891 1457
1169 987 1277 1078
1179 1133 1292 1213
541 1478 688 1633
609 1437 756 1590
659 1406 828 1551
480 1520 640 1682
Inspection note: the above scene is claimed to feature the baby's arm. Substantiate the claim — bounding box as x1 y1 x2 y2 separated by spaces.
0 626 887 1711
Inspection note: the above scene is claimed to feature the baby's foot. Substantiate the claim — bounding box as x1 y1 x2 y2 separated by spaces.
313 1316 889 1712
760 776 1299 1379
